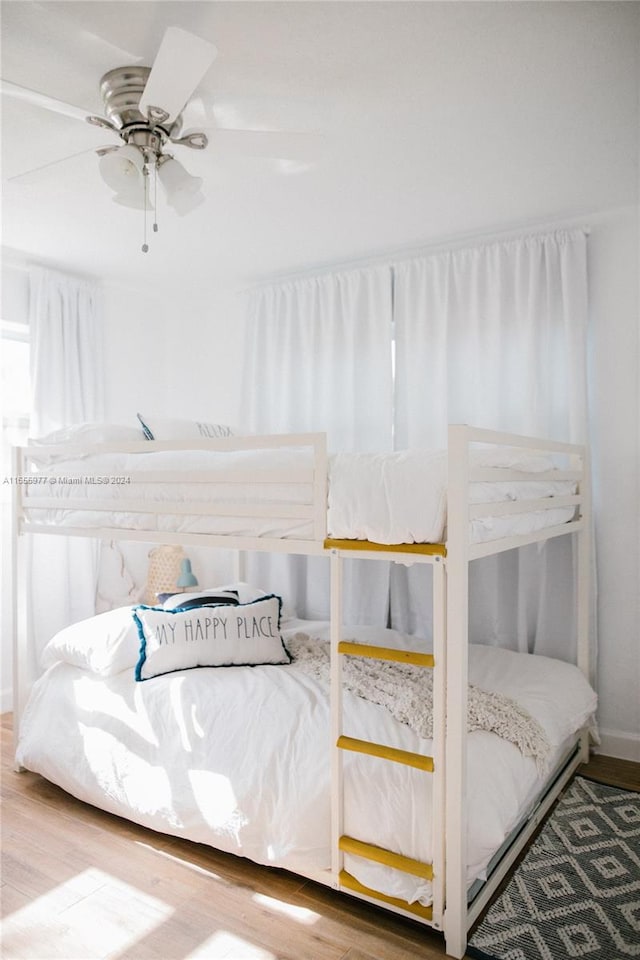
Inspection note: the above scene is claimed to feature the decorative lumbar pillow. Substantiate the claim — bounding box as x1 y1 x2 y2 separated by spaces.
136 413 235 441
133 595 291 681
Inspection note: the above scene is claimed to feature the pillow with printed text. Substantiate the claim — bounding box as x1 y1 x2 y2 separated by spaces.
133 594 291 681
136 413 235 441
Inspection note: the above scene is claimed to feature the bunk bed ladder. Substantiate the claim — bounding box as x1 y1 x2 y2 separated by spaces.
329 548 447 929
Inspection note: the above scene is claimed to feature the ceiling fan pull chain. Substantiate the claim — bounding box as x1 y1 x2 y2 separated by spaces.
142 165 149 253
153 162 159 234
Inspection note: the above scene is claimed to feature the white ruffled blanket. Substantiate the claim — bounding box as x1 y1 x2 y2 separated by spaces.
287 633 551 768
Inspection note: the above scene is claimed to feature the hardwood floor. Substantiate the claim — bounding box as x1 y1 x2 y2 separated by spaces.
576 751 640 792
2 713 638 960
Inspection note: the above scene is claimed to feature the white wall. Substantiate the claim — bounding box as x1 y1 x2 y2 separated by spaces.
161 287 246 428
101 282 246 427
1 260 29 320
588 207 640 760
101 281 171 426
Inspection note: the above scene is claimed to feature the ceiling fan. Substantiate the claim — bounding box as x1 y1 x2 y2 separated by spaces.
2 24 321 250
85 25 217 220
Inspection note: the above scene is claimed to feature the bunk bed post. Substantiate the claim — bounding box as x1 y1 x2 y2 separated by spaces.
443 424 470 960
430 555 447 929
314 433 329 543
329 548 345 884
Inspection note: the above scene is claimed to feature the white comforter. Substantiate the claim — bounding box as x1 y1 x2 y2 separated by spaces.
23 447 575 544
16 619 596 906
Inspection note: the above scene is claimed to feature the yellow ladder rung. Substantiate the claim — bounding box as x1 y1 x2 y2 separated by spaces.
339 835 433 880
325 538 446 557
339 870 434 921
337 735 434 771
338 641 434 667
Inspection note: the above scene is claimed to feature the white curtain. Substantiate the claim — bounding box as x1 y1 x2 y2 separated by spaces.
241 230 590 660
28 267 103 668
393 231 588 447
391 230 590 659
242 267 393 622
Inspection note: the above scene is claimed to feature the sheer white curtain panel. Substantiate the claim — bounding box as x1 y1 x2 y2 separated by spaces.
394 231 588 447
391 230 590 660
242 267 393 622
28 267 104 670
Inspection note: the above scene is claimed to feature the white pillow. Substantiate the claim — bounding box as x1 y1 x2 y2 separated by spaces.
136 413 235 441
133 595 291 681
470 446 555 473
30 422 144 445
40 606 141 677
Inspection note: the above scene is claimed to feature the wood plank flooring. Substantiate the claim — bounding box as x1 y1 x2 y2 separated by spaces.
2 713 638 960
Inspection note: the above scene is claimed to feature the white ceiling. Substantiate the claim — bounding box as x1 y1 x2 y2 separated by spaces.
2 1 638 294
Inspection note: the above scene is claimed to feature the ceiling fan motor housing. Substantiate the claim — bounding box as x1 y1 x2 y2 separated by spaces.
99 65 182 138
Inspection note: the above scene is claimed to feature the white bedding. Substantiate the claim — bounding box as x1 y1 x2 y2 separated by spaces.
22 446 576 545
16 618 596 907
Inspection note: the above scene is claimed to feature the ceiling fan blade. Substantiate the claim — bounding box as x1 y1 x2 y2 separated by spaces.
30 1 141 64
182 94 341 136
138 27 217 124
5 147 98 186
206 129 323 164
1 79 92 124
1 2 140 112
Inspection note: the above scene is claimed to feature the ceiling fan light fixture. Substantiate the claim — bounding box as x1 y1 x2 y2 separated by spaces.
168 187 206 217
157 155 202 209
99 143 145 192
112 186 154 211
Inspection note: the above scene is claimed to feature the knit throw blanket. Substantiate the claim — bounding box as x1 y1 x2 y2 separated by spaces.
287 633 550 769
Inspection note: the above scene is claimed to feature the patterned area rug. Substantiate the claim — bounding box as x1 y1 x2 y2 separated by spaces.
467 776 640 960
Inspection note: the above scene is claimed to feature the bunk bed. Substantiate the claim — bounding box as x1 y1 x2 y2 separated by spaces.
10 424 595 959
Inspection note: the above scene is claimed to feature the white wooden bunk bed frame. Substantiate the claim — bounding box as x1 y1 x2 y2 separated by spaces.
11 423 591 959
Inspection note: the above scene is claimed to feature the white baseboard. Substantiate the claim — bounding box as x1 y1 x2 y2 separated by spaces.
595 728 640 763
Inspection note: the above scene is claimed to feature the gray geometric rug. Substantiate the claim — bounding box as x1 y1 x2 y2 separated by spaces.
467 776 640 960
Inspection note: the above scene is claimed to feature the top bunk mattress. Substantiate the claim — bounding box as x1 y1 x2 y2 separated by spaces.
18 443 578 546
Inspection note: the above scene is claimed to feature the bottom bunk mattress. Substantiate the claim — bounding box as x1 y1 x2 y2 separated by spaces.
16 615 597 907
